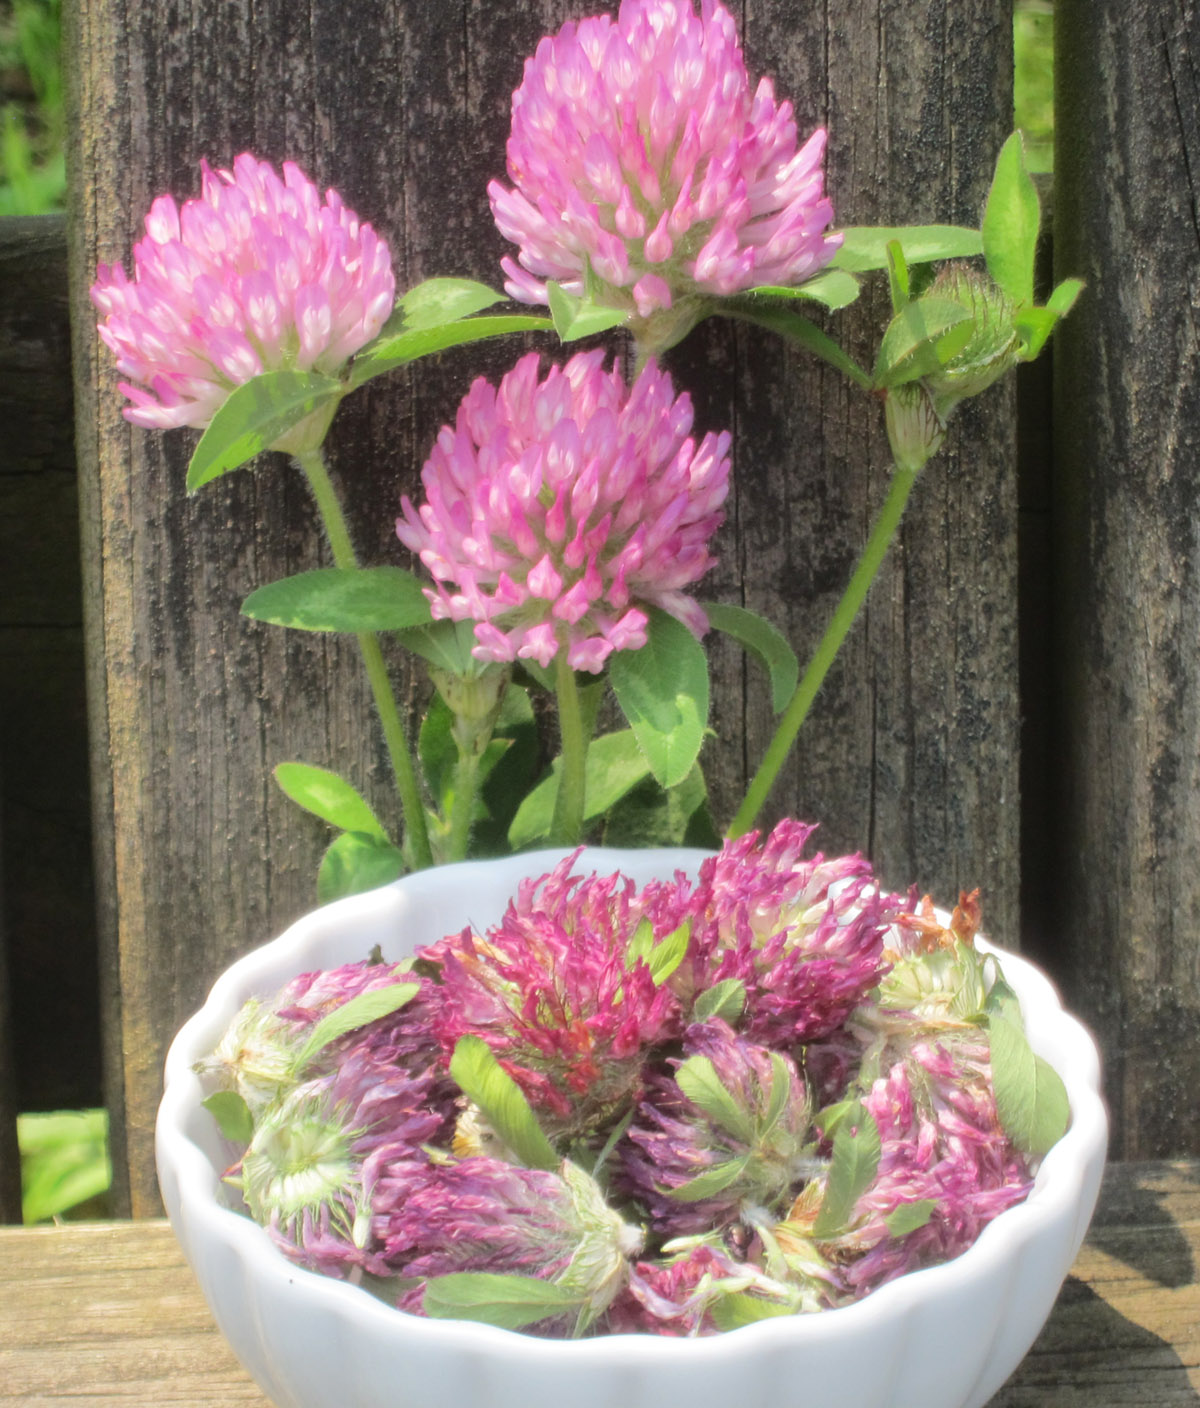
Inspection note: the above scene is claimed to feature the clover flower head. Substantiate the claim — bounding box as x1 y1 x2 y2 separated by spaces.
199 959 440 1116
609 1242 749 1335
397 351 729 673
420 853 687 1133
619 1019 813 1236
388 1157 643 1329
238 1049 446 1279
685 821 894 1045
91 153 395 430
821 1038 1032 1299
489 0 841 351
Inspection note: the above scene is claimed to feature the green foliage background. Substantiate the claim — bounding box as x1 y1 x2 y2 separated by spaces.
0 0 64 214
1015 0 1054 174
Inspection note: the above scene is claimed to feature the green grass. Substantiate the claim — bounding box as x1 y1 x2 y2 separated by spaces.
1015 0 1054 175
0 0 65 215
18 1109 113 1223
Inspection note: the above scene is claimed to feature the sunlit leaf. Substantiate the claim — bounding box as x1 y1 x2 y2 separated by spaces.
423 1272 579 1330
317 832 404 903
546 280 629 341
398 278 504 330
710 1293 795 1330
187 370 343 490
989 1007 1070 1156
720 303 872 389
349 314 553 387
743 268 861 310
449 1035 559 1171
692 978 747 1025
675 1055 755 1144
508 729 652 848
295 982 419 1070
874 297 972 387
829 225 984 273
884 1199 937 1236
703 603 799 714
669 1155 751 1203
274 762 389 839
242 567 432 633
609 609 709 790
982 132 1041 307
813 1104 881 1237
202 1092 255 1145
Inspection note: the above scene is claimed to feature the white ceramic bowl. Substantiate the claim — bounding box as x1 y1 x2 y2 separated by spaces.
157 849 1108 1408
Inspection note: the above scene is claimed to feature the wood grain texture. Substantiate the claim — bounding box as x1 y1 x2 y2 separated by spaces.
65 0 1020 1213
991 1161 1200 1404
1053 0 1200 1159
0 1221 272 1404
0 216 76 480
0 1162 1194 1406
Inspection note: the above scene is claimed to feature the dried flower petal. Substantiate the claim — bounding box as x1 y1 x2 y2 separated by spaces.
619 1019 813 1236
385 1157 643 1326
682 820 897 1045
200 959 440 1116
239 1050 447 1279
419 853 687 1134
805 1037 1032 1300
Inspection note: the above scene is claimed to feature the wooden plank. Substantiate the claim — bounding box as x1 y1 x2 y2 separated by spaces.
992 1161 1200 1403
65 0 1021 1213
1052 0 1200 1157
0 213 98 1208
0 216 74 479
0 1162 1194 1405
0 1221 272 1405
0 215 102 1124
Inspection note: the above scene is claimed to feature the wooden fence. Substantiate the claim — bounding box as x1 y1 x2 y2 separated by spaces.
0 0 1195 1219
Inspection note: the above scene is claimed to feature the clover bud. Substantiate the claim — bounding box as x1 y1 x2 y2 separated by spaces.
385 1157 643 1329
884 382 947 475
429 662 510 758
239 1051 444 1279
920 264 1022 417
620 1020 814 1237
199 959 434 1118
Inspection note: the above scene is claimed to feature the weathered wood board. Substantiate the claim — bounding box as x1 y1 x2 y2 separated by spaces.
0 1161 1195 1406
0 214 99 1220
1053 0 1200 1159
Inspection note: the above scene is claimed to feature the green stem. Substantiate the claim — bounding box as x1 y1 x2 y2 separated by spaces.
551 649 588 845
727 463 919 839
293 448 434 871
446 748 482 864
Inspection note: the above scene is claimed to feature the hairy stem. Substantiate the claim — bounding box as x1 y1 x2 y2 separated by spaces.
727 463 919 839
551 649 589 845
293 448 433 871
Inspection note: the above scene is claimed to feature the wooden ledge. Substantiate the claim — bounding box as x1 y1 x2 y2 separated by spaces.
0 1160 1196 1406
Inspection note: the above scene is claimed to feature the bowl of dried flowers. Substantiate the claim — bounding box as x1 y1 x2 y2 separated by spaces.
157 827 1107 1408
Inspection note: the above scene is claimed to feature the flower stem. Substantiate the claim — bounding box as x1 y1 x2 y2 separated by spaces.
293 448 434 871
727 463 919 839
551 649 588 845
446 748 482 863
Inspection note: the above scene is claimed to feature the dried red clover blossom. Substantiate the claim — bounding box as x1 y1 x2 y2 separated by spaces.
203 822 1049 1336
